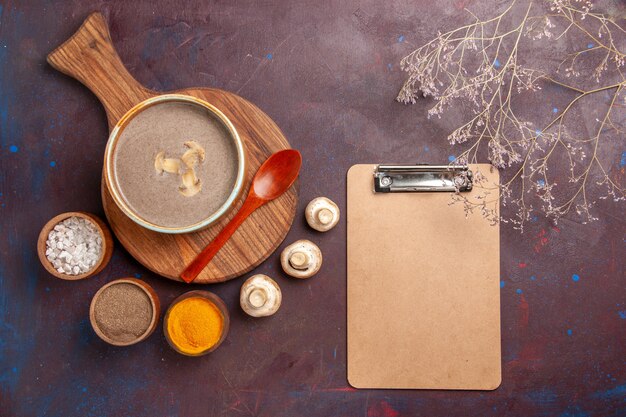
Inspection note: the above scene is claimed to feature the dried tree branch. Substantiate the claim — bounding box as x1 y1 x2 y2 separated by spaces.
398 0 626 231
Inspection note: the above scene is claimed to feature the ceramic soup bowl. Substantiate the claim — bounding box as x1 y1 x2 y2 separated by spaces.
104 94 246 234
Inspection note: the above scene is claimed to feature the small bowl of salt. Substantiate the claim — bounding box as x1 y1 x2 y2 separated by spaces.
37 212 114 280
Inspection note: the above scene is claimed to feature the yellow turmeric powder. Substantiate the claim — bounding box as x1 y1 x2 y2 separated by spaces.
166 297 224 355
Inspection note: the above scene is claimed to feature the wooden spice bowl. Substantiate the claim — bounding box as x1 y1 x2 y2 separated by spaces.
37 211 114 280
89 278 161 346
163 290 230 357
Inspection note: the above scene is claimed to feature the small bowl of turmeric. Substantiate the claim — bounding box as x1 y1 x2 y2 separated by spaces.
163 290 230 356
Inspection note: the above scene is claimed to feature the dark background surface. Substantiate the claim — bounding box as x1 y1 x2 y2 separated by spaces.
1 0 624 416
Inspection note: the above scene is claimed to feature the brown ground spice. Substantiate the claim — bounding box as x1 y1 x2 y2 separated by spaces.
94 283 152 343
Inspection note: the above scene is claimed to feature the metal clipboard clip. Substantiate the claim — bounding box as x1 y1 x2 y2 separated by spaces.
374 164 473 193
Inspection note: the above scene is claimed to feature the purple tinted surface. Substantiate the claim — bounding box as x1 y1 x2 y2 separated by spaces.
0 1 624 416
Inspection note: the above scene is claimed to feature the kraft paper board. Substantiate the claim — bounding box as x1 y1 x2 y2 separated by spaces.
347 164 501 390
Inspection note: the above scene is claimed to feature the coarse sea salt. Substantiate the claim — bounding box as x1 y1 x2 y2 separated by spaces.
45 216 103 275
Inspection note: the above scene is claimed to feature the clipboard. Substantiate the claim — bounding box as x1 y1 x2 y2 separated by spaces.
347 163 501 390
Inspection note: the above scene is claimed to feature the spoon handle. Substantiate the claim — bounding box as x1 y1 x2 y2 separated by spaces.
180 196 264 283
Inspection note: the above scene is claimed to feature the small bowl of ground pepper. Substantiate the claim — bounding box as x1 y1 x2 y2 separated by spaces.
37 211 114 280
90 278 160 346
164 290 230 356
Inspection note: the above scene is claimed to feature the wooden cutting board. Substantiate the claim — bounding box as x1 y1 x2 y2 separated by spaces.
47 13 298 284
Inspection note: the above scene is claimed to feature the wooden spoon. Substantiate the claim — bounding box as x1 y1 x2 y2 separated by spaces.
180 149 302 283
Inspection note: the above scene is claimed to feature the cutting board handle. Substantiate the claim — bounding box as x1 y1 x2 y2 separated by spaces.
47 12 153 125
